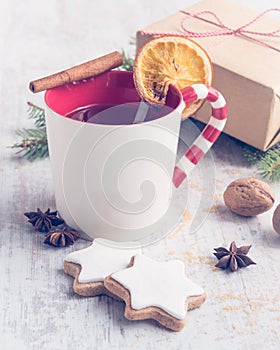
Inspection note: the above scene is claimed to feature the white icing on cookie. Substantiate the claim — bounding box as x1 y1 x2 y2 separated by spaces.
111 254 204 320
64 238 140 283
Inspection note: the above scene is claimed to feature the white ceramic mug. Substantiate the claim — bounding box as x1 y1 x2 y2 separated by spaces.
45 70 227 243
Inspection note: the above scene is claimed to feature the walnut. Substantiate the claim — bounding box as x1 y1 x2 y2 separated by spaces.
272 204 280 234
223 178 275 217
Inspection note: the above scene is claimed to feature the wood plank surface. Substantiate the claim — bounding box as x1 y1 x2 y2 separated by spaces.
0 1 280 349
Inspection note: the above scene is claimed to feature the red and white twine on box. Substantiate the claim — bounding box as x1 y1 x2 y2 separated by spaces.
180 9 280 52
141 8 280 53
173 84 227 188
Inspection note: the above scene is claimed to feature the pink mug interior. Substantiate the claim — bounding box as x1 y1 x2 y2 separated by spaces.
44 70 182 125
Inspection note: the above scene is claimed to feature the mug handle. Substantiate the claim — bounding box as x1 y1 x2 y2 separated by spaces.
173 84 228 188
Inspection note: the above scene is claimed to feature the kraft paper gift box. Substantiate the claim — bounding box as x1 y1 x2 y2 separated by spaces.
136 0 280 151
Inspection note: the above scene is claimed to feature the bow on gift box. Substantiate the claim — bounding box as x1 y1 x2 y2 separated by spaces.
142 8 280 53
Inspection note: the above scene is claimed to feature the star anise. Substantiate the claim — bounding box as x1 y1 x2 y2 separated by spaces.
44 225 80 247
24 208 64 233
213 241 256 272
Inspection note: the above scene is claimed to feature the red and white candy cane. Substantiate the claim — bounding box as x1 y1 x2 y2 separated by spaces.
173 84 227 188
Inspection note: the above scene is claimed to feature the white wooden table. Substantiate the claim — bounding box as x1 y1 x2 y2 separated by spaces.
1 1 280 349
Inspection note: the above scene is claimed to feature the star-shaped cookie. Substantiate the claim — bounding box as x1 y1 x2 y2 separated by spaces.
64 238 140 297
104 254 206 331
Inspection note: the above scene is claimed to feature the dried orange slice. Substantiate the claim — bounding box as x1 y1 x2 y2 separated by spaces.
133 36 213 120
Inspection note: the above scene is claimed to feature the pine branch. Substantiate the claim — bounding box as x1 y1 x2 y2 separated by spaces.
128 36 136 46
118 37 135 71
118 50 134 71
11 128 48 161
243 143 280 182
27 101 46 127
10 103 48 160
243 145 266 165
258 148 280 182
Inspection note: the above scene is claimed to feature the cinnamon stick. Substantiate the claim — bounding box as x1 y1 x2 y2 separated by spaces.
29 51 123 93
